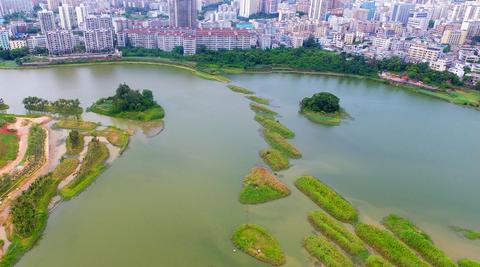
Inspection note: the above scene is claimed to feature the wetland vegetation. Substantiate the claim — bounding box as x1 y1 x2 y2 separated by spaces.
239 166 290 204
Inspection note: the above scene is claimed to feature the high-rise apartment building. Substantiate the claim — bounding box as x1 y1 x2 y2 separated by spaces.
75 3 88 27
390 3 415 26
38 10 56 34
239 0 259 18
47 0 61 11
45 29 74 55
84 15 114 52
169 0 197 28
0 30 9 50
0 0 33 14
309 0 330 21
59 3 76 30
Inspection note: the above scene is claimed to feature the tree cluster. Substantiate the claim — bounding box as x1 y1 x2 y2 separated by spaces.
22 97 83 117
0 47 29 61
106 84 157 113
300 92 340 113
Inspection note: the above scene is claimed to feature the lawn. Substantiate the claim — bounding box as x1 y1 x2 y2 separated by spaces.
94 126 129 150
55 119 98 131
239 166 290 204
300 110 343 126
232 224 285 266
0 134 19 169
89 99 165 121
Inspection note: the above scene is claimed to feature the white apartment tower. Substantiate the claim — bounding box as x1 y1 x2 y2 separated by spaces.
239 0 259 18
309 0 329 21
38 10 56 34
83 15 114 53
59 3 76 30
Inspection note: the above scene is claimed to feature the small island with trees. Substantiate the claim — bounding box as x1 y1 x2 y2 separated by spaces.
88 83 164 121
299 92 347 126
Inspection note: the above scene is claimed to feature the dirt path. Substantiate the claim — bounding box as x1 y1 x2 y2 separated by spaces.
0 119 51 257
0 117 51 176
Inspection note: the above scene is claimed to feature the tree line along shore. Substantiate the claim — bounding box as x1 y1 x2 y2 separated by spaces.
0 84 165 266
226 83 479 267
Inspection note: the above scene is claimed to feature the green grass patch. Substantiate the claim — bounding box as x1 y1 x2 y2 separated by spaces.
255 115 295 139
52 158 79 181
93 126 129 151
239 166 290 204
303 235 353 267
89 100 164 121
60 138 109 199
250 103 278 117
458 259 480 267
227 84 253 94
295 176 357 223
55 119 97 131
365 255 393 267
451 226 480 240
355 223 429 267
383 214 455 267
259 148 289 171
0 134 19 169
300 110 344 126
247 96 270 105
0 104 9 111
415 88 480 107
263 130 301 159
232 224 285 266
308 210 367 258
0 60 18 68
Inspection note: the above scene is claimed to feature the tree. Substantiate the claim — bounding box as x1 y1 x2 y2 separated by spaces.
428 20 435 29
443 45 451 53
300 92 340 113
303 35 320 48
475 81 480 91
172 46 184 56
69 130 81 147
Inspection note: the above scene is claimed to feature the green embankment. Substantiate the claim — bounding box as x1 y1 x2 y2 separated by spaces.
0 134 19 169
451 226 480 240
263 130 301 159
259 148 289 171
247 96 270 105
54 119 98 131
355 223 429 267
60 138 109 199
227 85 253 94
52 158 79 180
250 103 278 117
303 235 353 267
458 259 480 267
383 214 455 267
255 115 295 139
308 210 367 258
300 110 344 126
93 126 129 151
295 176 357 223
365 255 393 267
232 224 286 266
239 166 290 204
89 101 165 121
414 88 480 107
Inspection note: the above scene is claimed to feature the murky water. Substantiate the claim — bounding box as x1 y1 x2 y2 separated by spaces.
0 64 478 266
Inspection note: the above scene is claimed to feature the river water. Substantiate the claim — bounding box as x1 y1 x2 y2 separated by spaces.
0 64 479 266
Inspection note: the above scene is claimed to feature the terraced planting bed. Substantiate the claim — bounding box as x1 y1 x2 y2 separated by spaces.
303 235 353 267
259 148 289 171
308 210 367 258
295 176 357 223
355 223 429 267
383 214 455 267
232 224 285 266
239 166 290 204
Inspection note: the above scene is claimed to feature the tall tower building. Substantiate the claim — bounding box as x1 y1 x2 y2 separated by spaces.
47 0 61 11
0 0 34 14
390 3 415 26
0 30 9 50
261 0 278 14
75 3 88 27
239 0 259 18
309 0 330 21
38 10 56 33
84 14 114 52
169 0 197 28
59 3 76 30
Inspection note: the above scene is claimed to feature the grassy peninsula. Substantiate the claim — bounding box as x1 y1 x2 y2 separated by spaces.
451 226 480 240
55 119 97 131
89 83 164 121
259 148 289 171
383 214 455 267
227 84 253 94
60 138 109 199
250 103 278 117
300 92 346 126
232 224 285 266
263 130 301 158
355 223 429 267
308 210 367 258
93 126 130 151
255 115 294 139
247 96 270 105
303 235 353 267
295 176 357 223
239 166 290 204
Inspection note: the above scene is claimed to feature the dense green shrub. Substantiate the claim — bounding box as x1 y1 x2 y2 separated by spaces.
300 92 340 113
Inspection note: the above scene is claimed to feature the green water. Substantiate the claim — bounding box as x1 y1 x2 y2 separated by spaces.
0 65 479 266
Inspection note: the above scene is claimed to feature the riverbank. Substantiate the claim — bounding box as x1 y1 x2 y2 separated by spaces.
2 57 479 110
